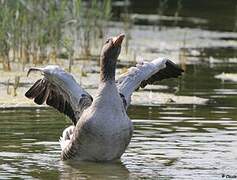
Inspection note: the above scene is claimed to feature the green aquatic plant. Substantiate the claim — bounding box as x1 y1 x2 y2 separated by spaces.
0 0 112 71
0 1 12 71
156 0 168 30
13 75 20 96
179 31 187 71
61 38 74 73
78 0 111 57
122 0 133 55
173 0 182 26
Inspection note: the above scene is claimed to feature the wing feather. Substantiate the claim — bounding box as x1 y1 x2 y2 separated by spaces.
140 60 183 88
25 65 93 125
25 79 44 99
116 58 184 108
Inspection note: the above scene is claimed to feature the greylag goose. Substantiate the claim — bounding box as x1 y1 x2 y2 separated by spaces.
25 34 183 161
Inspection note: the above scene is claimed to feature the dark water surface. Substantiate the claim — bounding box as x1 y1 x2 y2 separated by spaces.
115 0 237 31
0 62 237 179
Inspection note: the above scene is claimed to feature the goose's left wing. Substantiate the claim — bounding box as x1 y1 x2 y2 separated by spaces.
116 58 184 109
25 65 93 125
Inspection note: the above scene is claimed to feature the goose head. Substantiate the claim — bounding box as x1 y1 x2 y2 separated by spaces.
100 34 125 82
101 34 125 61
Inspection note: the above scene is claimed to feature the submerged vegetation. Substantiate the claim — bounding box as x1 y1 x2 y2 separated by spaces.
0 0 112 71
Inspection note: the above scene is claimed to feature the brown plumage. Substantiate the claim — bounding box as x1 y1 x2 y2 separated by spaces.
25 78 90 125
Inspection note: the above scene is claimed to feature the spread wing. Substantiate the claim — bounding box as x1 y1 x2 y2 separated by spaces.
116 58 184 108
25 65 93 125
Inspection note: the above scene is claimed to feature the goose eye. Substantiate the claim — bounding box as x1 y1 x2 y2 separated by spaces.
105 39 110 43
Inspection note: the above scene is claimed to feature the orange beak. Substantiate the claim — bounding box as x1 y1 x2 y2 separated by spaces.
112 34 125 46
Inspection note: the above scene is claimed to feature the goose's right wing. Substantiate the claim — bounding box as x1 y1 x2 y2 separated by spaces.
116 58 184 109
25 65 93 125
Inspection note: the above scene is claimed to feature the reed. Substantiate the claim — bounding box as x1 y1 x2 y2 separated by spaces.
0 0 112 71
122 0 133 55
179 32 187 71
156 0 168 30
173 0 182 26
13 76 20 96
0 1 12 71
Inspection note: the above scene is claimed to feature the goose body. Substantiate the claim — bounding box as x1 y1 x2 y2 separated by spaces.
63 82 132 161
25 34 183 161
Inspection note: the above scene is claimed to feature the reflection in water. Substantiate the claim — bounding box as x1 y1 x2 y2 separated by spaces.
60 161 129 180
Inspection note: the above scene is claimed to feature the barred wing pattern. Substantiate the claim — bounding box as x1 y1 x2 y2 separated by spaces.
116 58 184 108
25 66 93 125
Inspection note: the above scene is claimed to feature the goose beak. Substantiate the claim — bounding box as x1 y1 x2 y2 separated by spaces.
112 34 125 47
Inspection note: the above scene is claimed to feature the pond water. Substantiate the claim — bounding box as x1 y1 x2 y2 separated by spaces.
0 62 237 179
1 1 237 179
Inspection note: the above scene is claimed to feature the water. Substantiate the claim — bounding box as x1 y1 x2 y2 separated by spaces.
0 66 237 179
1 1 237 179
